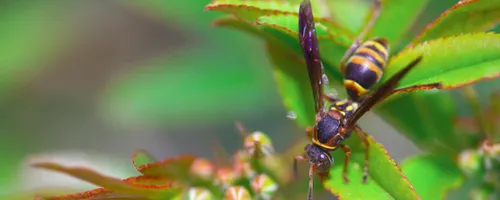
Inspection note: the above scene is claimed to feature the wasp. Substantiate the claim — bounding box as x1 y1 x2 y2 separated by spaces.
294 0 442 199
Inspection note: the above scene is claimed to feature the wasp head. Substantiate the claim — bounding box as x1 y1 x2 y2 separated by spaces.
305 144 333 173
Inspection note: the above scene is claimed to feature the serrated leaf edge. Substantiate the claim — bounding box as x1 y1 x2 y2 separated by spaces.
325 134 420 200
368 135 420 200
136 154 196 173
206 2 355 40
411 0 480 45
255 13 353 47
204 3 297 17
390 32 500 89
132 149 157 171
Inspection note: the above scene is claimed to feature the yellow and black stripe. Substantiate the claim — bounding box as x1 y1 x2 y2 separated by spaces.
331 101 359 117
343 38 390 101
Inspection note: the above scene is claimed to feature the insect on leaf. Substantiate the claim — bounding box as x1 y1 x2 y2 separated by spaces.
214 17 316 127
255 13 352 81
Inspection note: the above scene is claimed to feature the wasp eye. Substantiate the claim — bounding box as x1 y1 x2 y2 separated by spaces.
316 153 332 173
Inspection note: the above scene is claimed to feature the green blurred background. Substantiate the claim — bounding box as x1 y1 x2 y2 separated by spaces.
0 0 488 198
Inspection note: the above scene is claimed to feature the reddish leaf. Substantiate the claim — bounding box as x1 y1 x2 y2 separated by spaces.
123 176 173 186
137 155 196 181
33 163 179 199
189 158 215 180
132 149 157 171
34 188 115 200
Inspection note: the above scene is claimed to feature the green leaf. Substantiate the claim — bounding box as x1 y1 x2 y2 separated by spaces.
213 17 274 41
133 149 158 170
266 44 315 127
324 134 419 200
324 0 372 33
255 14 351 80
401 154 464 200
382 33 500 90
256 13 354 46
207 0 355 46
214 18 319 127
209 2 500 156
368 33 500 152
208 6 355 128
214 16 348 127
376 91 466 153
205 0 299 22
32 162 180 199
368 0 430 50
413 0 500 45
285 0 372 33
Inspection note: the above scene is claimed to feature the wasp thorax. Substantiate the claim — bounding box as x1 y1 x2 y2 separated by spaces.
316 112 341 144
305 144 333 173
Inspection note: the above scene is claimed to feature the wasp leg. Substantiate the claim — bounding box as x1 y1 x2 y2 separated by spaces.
308 164 315 200
391 83 443 95
339 0 382 72
323 93 340 103
294 155 308 179
376 83 443 104
306 112 324 139
354 125 370 183
317 169 330 183
235 121 249 138
306 127 315 138
339 144 351 183
325 131 346 147
359 82 443 108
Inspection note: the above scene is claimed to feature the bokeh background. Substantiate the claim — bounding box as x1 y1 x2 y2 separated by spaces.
0 0 495 198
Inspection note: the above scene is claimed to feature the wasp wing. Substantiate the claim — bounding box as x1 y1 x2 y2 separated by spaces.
299 0 324 114
345 56 423 131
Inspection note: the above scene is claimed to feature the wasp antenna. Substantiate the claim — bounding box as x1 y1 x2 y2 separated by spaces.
235 121 248 138
211 140 231 166
307 164 315 200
